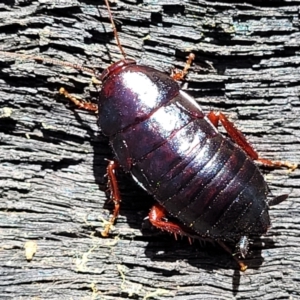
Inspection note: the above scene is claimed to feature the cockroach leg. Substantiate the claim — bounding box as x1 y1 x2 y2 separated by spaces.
148 204 190 236
217 240 248 272
256 158 297 172
149 203 248 271
59 87 98 112
207 111 298 171
102 160 122 237
171 53 195 81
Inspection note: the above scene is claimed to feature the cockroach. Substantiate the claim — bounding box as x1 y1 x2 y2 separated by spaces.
0 0 297 271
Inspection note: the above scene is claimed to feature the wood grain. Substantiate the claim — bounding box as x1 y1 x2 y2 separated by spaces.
0 0 300 299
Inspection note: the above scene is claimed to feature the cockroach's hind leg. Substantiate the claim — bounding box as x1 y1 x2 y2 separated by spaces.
101 160 121 237
59 87 98 112
207 111 298 172
149 204 249 272
148 204 192 236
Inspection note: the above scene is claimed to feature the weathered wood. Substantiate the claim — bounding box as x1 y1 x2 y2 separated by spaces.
0 0 300 299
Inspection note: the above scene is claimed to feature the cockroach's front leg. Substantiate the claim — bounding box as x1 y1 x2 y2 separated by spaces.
171 53 195 81
59 88 121 236
102 160 122 237
208 111 298 171
59 87 98 112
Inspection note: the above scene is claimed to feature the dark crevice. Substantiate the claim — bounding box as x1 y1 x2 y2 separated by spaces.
204 0 300 8
162 5 185 16
40 158 84 171
1 187 30 194
51 231 84 238
1 158 84 171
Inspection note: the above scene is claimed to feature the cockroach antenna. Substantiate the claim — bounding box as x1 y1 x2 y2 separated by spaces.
104 0 127 59
0 51 96 76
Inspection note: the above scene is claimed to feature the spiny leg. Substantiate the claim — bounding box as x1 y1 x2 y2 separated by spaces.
207 111 298 171
171 53 195 81
102 160 122 237
60 86 120 237
59 87 98 112
149 204 248 270
148 204 193 239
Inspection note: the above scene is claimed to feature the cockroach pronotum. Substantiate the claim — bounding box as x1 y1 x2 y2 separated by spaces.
0 0 297 272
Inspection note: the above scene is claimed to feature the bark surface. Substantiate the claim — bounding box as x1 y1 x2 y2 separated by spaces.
0 0 300 299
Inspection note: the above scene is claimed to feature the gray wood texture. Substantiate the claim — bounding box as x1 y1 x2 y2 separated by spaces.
0 0 300 299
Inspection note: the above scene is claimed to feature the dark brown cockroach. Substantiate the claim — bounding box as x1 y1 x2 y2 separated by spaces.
0 0 297 271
